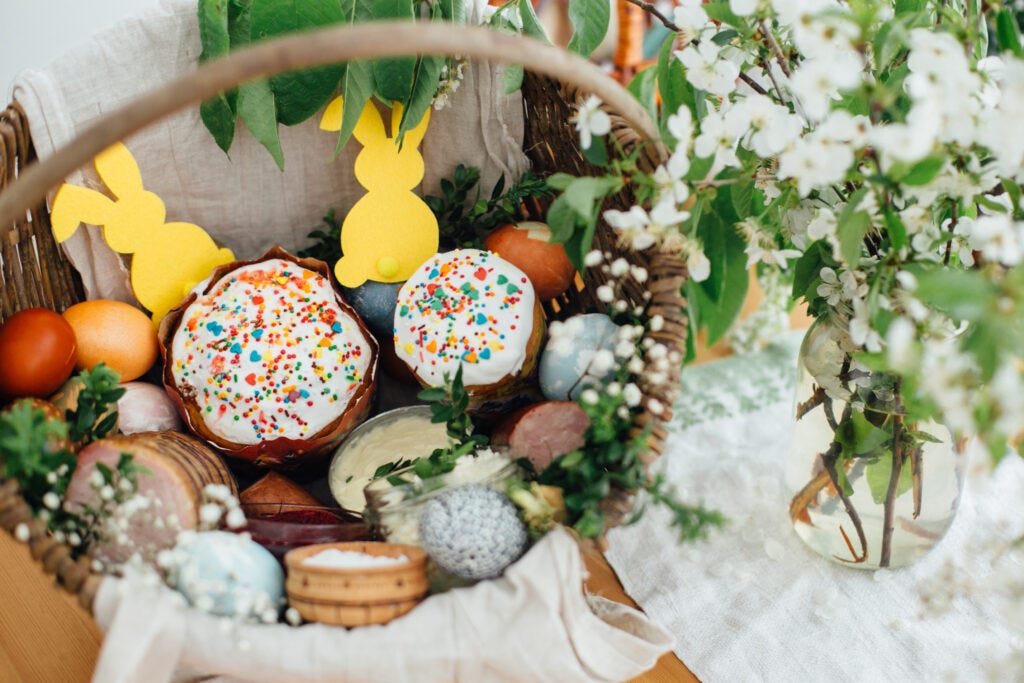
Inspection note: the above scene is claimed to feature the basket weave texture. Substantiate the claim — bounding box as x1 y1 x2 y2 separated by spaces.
0 32 688 615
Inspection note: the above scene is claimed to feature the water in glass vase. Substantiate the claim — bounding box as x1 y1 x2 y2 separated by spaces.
785 321 964 569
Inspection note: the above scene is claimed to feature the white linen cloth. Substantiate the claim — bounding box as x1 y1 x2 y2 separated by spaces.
605 333 1024 681
11 0 529 306
91 527 674 683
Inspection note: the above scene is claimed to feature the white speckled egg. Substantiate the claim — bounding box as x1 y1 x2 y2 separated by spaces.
539 313 620 400
168 530 285 621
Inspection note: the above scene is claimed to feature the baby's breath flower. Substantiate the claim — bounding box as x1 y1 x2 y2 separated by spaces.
580 389 600 406
42 492 61 510
14 523 30 542
623 383 643 407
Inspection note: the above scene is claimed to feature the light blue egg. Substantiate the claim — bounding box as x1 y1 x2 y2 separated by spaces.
340 280 403 340
539 313 620 401
171 531 285 620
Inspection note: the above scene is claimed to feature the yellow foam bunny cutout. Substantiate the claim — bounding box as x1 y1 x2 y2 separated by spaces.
320 97 438 287
50 142 234 324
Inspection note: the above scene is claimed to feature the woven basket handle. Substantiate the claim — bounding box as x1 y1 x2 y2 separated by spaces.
0 21 662 228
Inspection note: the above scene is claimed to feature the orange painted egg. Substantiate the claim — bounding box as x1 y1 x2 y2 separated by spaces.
62 300 158 382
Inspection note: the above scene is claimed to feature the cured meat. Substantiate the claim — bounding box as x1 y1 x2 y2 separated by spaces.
491 401 590 471
65 431 237 564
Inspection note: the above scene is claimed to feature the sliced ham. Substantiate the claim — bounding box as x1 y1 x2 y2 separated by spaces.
65 431 236 564
491 401 590 471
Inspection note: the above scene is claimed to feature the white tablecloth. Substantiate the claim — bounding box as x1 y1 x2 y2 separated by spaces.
606 333 1024 681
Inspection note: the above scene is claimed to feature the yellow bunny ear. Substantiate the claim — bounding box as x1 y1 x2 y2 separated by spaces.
93 142 144 199
50 184 112 242
320 95 343 132
352 101 386 145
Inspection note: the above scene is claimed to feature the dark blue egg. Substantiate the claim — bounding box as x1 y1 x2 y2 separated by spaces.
340 281 404 340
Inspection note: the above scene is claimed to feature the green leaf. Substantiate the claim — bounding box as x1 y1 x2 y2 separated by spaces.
581 137 609 165
693 213 748 344
914 269 993 322
792 240 829 304
730 180 753 219
899 155 945 186
1002 178 1023 219
563 177 620 217
702 1 744 27
996 9 1024 58
399 55 446 136
627 66 658 124
370 0 417 103
335 61 375 153
197 0 236 152
873 18 909 69
438 0 466 24
503 64 525 95
250 0 346 126
882 206 908 251
546 173 576 191
865 453 913 506
237 79 285 170
837 188 870 266
657 36 695 137
566 0 610 58
518 0 548 42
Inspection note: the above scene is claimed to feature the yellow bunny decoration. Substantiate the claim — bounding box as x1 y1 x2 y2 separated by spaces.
50 143 235 324
320 97 438 287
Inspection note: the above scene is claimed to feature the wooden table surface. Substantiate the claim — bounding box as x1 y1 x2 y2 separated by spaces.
0 280 805 682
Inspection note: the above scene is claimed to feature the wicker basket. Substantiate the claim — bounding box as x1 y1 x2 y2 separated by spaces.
0 22 687 618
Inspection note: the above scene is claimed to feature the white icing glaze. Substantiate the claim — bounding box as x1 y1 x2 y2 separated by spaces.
393 249 535 387
170 258 372 445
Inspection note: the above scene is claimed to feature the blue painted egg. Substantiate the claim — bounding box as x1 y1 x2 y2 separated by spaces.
169 530 285 621
539 313 620 400
340 280 403 339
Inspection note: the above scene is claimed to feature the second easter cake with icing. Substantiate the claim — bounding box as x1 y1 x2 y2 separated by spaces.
392 248 544 398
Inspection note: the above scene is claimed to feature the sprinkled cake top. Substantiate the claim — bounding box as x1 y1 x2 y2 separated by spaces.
393 249 535 387
170 259 373 445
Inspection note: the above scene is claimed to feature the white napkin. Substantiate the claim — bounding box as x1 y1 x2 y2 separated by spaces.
92 527 673 683
605 333 1024 681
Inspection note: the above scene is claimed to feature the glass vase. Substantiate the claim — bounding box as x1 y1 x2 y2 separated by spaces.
785 319 964 569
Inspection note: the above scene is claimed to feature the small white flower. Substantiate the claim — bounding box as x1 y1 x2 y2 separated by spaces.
817 267 843 306
676 41 740 97
687 249 712 282
673 0 710 33
580 389 600 405
99 485 115 501
623 383 643 407
667 104 694 148
226 507 247 530
609 258 630 277
596 285 615 303
14 523 30 543
886 317 917 371
572 95 612 150
43 492 61 511
589 349 617 375
630 266 648 283
584 250 604 268
199 503 223 527
285 607 303 627
46 471 58 485
647 398 666 416
89 471 105 489
650 315 664 332
627 357 645 374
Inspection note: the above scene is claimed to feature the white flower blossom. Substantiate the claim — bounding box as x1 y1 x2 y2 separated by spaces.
676 40 740 97
580 388 600 405
623 383 643 407
673 0 711 33
572 95 611 150
970 214 1023 266
43 492 61 510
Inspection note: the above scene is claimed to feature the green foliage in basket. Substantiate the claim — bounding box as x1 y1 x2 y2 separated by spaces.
195 0 550 168
423 164 553 249
296 208 343 263
549 0 1024 461
0 366 145 556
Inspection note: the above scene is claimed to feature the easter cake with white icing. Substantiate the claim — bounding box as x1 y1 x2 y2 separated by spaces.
160 247 378 467
393 248 544 397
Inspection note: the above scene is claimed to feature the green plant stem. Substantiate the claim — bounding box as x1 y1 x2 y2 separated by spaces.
625 0 680 33
821 440 868 564
879 388 906 568
943 202 959 266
